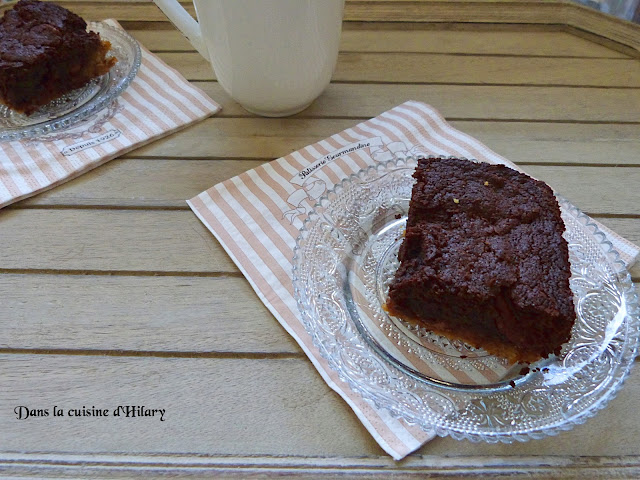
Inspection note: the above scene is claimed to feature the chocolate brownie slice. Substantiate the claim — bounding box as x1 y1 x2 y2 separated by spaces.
385 157 575 363
0 0 116 115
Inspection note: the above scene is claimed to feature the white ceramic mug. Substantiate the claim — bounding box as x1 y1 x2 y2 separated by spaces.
153 0 345 117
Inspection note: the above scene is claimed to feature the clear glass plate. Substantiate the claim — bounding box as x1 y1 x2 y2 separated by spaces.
0 22 141 142
292 156 640 442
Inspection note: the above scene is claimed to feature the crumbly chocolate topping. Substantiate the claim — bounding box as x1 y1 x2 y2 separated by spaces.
386 157 575 363
0 0 90 67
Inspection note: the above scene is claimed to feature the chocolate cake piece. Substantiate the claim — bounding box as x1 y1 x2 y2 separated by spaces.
0 0 116 115
385 157 575 363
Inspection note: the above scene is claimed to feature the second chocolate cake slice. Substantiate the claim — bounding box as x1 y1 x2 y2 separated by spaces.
0 0 117 115
385 157 575 363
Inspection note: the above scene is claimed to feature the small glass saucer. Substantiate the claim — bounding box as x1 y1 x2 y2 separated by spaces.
292 156 640 442
0 22 141 142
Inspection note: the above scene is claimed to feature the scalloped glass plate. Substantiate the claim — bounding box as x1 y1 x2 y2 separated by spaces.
0 22 141 142
292 156 640 442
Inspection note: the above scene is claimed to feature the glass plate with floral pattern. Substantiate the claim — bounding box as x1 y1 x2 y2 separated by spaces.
0 22 141 142
291 156 639 442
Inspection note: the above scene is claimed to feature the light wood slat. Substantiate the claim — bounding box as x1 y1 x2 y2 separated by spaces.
128 28 193 50
15 158 640 211
45 1 570 25
524 165 640 216
332 54 640 86
121 119 640 165
18 158 265 208
450 123 640 165
339 26 630 58
158 52 640 87
345 0 571 23
0 210 236 273
1 354 639 460
192 83 640 122
18 159 258 208
1 273 636 355
0 355 381 457
0 275 299 354
13 0 566 24
0 210 637 277
36 2 195 21
594 218 640 250
129 28 629 58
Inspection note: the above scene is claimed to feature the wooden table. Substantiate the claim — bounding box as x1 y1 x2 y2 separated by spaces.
1 1 639 478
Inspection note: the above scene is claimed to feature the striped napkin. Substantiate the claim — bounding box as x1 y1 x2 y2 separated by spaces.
188 101 639 460
0 20 219 208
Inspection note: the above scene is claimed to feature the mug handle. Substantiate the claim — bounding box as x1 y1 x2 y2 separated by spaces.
152 0 209 60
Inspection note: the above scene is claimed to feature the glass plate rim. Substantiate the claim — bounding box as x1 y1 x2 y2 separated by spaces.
291 155 640 442
0 21 141 142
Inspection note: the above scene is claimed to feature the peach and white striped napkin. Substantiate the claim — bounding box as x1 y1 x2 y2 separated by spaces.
0 20 219 209
188 101 639 460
